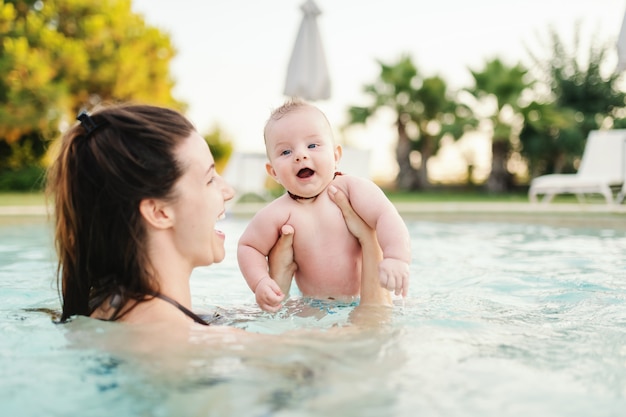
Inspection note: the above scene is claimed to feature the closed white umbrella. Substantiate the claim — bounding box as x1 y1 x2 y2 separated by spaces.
284 0 331 100
617 8 626 71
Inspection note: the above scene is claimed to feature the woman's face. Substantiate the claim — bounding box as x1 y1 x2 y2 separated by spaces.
170 131 234 266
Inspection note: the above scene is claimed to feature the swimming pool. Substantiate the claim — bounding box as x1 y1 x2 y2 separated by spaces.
1 214 625 417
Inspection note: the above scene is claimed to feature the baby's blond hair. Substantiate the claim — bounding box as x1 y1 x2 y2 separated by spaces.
263 98 332 143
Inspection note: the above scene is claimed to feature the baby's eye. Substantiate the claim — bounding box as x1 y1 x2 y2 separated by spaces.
207 176 216 185
307 144 318 149
280 149 292 156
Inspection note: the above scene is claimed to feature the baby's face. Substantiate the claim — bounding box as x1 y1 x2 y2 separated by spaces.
265 107 341 199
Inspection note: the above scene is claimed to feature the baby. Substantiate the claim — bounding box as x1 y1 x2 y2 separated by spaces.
237 99 411 312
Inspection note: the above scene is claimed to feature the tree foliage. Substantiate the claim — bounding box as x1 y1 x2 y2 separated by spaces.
347 55 476 190
465 58 533 192
347 21 625 192
0 0 183 175
203 125 233 174
521 26 626 176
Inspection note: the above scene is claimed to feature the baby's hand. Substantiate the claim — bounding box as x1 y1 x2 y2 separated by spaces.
255 277 285 313
378 258 410 297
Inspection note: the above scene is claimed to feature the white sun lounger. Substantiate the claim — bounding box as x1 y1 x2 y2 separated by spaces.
528 130 626 204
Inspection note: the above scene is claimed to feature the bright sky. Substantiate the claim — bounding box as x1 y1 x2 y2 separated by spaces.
132 0 626 181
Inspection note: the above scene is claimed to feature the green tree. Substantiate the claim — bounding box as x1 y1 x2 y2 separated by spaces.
411 75 477 188
517 100 574 178
203 125 233 174
465 58 532 192
0 0 182 181
347 55 476 190
521 26 626 177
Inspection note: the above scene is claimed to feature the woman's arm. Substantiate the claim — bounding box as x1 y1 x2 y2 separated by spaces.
327 185 392 306
267 224 297 295
337 175 411 297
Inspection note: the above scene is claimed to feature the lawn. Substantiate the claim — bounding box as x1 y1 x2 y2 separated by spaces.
0 189 603 206
384 189 530 203
382 188 593 204
0 192 47 206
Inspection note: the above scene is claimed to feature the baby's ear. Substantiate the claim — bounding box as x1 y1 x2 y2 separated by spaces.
139 198 173 229
266 163 280 183
334 144 343 164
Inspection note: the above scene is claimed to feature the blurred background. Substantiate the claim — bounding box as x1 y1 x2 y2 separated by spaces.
2 0 626 196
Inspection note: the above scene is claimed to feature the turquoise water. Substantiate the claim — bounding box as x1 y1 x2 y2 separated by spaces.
1 216 625 417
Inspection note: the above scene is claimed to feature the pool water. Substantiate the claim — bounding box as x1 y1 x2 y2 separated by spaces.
1 216 625 417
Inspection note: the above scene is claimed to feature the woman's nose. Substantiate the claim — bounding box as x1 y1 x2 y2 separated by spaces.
220 177 235 201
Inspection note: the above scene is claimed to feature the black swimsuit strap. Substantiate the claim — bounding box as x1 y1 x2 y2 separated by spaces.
151 292 210 326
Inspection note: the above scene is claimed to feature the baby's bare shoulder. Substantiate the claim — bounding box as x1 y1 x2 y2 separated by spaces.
334 173 376 191
253 195 290 218
242 197 291 233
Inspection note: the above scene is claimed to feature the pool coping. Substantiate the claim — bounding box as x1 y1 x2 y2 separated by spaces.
230 202 626 216
1 202 624 231
1 202 625 217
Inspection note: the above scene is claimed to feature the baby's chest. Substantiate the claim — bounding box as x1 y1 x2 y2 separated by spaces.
287 203 353 247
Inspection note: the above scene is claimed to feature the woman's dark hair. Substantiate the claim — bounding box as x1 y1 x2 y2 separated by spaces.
46 104 195 322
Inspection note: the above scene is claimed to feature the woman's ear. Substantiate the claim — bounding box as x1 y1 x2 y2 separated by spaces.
139 198 173 229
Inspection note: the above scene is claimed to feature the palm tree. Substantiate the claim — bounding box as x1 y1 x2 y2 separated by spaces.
411 76 477 189
347 55 419 189
347 55 475 190
465 58 532 192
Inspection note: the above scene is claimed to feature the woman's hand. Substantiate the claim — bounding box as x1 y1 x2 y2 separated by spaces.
327 185 376 244
267 224 297 298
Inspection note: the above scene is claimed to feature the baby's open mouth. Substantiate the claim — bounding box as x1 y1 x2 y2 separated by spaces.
297 168 314 178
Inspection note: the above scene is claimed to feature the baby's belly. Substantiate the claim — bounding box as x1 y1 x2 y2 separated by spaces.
293 240 362 298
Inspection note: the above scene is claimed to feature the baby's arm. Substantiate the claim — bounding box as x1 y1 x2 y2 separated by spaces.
341 177 411 296
237 205 292 311
251 278 285 313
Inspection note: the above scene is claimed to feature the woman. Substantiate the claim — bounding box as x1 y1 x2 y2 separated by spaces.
47 103 390 328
